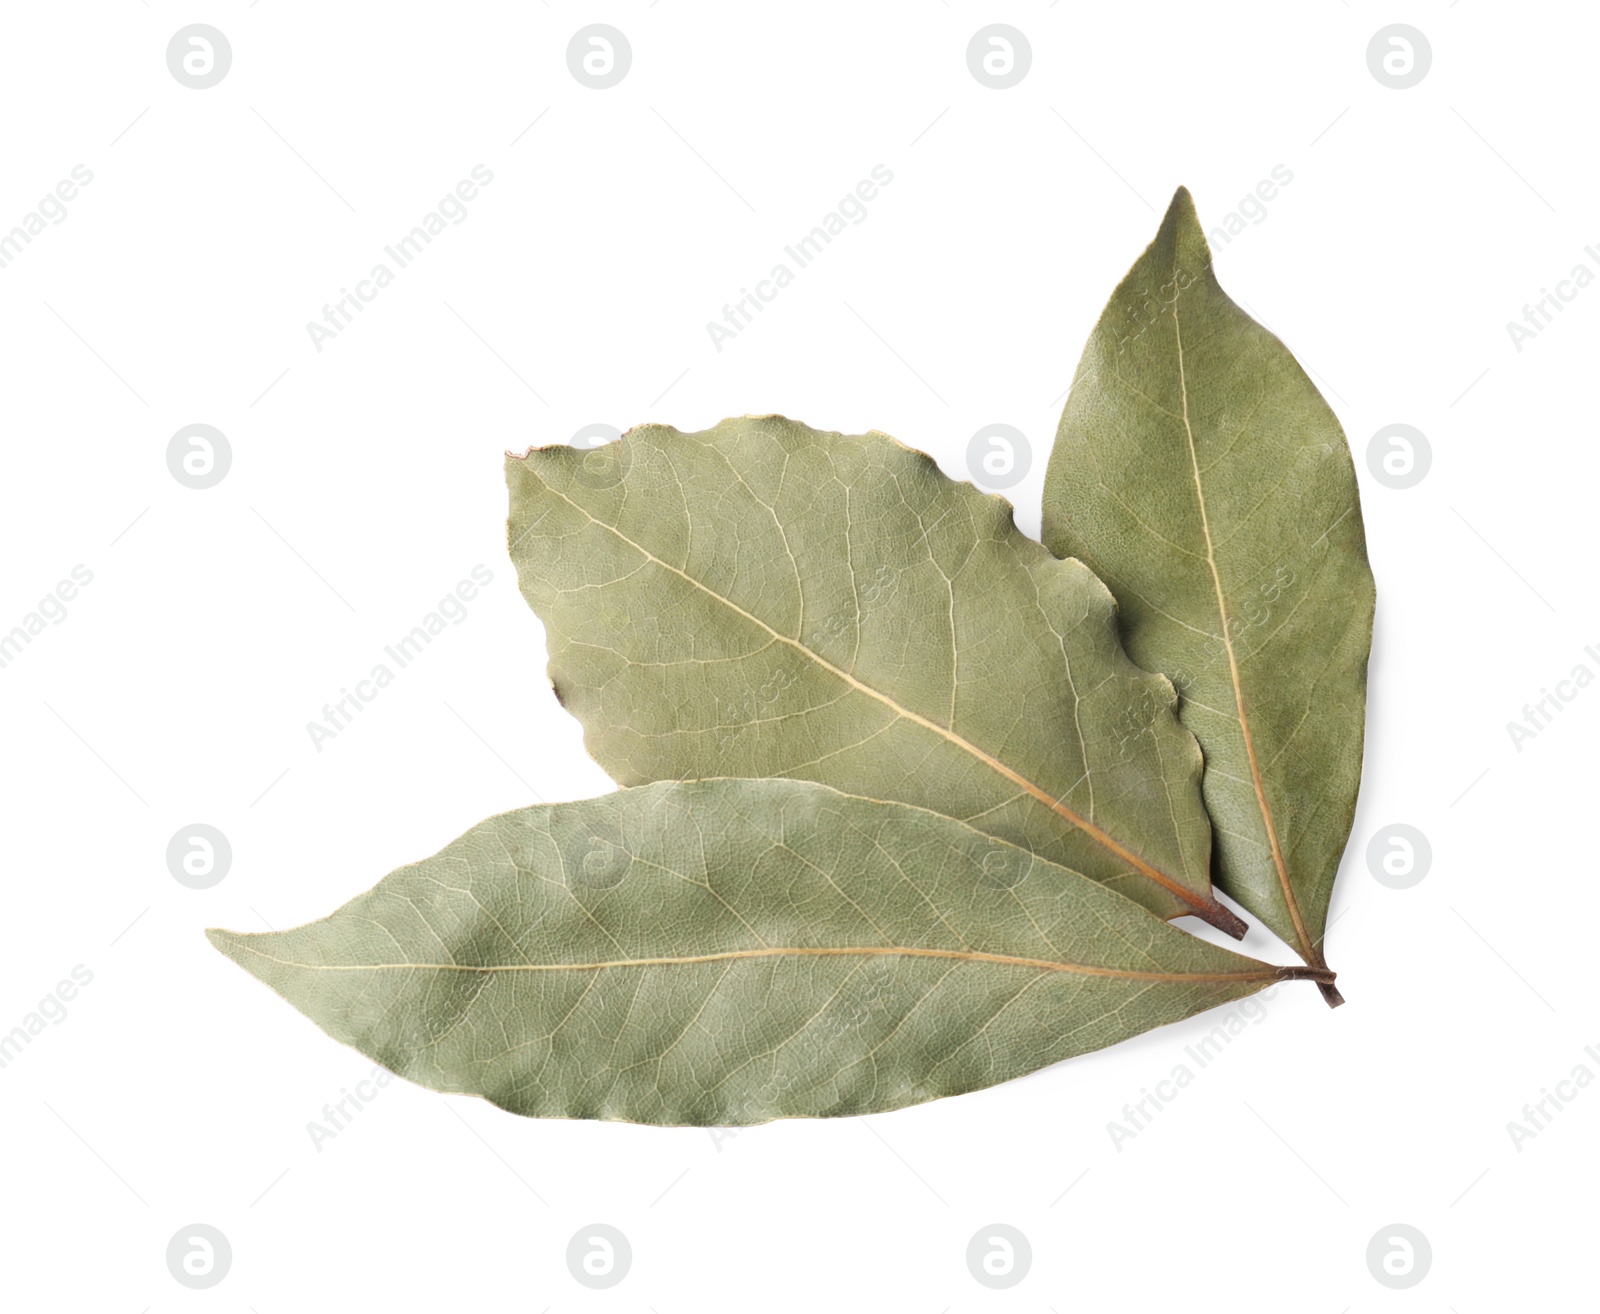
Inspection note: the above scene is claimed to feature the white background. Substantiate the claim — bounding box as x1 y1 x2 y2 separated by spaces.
0 2 1592 1309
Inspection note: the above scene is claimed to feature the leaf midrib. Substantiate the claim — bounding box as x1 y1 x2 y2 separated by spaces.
1170 296 1315 963
213 936 1287 985
532 478 1214 919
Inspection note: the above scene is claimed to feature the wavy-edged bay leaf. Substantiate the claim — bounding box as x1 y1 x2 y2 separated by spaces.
208 780 1327 1125
506 416 1245 937
1042 189 1375 1002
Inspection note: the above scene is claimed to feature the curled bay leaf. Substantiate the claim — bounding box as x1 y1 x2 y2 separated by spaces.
1042 188 1375 1003
208 781 1327 1125
506 416 1246 937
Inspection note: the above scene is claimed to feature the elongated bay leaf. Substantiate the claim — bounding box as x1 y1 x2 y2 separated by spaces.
208 780 1326 1124
1042 189 1375 1003
506 417 1246 936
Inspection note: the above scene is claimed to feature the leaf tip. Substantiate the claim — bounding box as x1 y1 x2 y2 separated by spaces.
1118 185 1215 299
1164 184 1203 246
205 926 251 962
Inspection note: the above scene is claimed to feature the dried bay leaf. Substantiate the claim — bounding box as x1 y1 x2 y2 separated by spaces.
205 198 1372 1126
506 416 1247 937
1042 189 1375 1004
208 781 1329 1125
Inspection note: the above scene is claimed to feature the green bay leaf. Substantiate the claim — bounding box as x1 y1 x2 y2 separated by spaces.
507 416 1245 936
1042 189 1375 1002
208 781 1323 1125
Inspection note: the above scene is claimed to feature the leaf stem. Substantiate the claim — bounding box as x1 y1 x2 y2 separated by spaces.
1192 898 1249 940
1306 951 1344 1008
1274 962 1341 996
